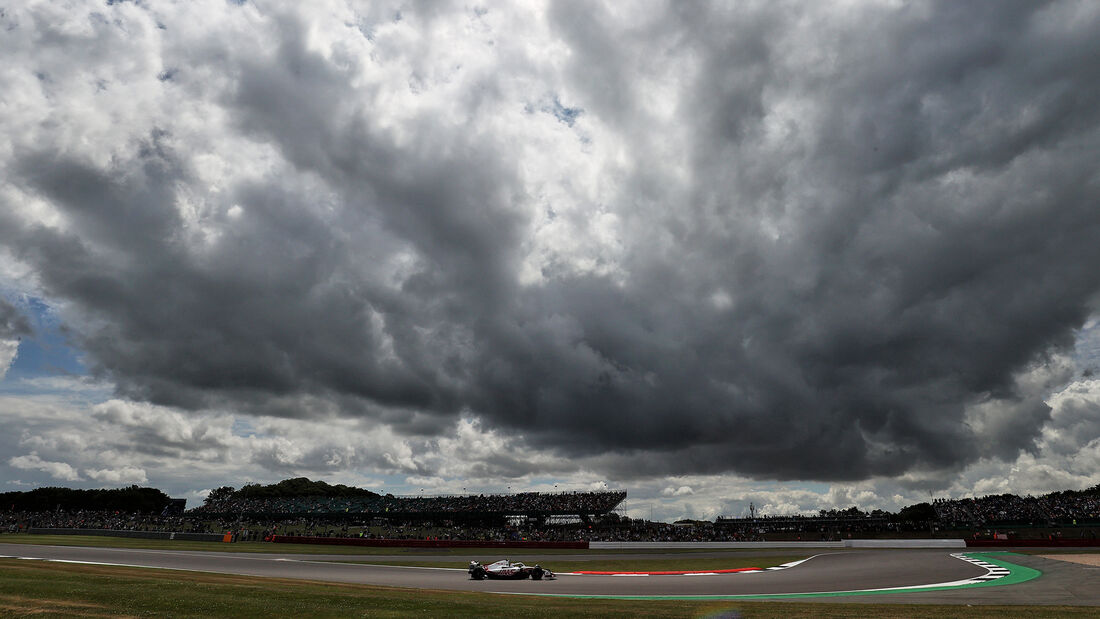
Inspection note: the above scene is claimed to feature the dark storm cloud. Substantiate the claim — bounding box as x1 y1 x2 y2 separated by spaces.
452 0 1100 480
3 138 480 416
0 298 31 338
3 1 1100 481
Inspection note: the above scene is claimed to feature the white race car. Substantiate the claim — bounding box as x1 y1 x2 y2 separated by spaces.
468 559 554 580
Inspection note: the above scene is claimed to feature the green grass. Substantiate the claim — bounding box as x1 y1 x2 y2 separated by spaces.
0 533 814 556
1 534 607 555
2 534 370 554
0 558 1092 618
1 534 814 571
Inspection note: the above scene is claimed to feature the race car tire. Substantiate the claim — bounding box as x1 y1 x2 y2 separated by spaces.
531 567 544 580
470 566 486 580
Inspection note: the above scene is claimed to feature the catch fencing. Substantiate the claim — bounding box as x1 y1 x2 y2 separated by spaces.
28 527 225 542
271 535 588 549
591 539 966 549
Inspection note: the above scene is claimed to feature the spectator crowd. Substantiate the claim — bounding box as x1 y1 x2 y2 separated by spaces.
932 491 1100 526
5 483 1099 543
190 490 628 518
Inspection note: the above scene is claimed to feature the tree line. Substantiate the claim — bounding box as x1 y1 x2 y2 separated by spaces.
2 485 170 513
204 477 381 506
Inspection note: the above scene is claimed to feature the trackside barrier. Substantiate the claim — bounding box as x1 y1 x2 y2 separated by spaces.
271 535 588 549
590 539 966 550
27 528 225 542
591 541 846 550
967 538 1100 548
844 539 965 548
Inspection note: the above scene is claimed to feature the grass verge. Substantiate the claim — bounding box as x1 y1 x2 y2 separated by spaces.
0 534 451 555
1 535 636 555
0 559 1092 619
0 534 818 557
0 534 757 555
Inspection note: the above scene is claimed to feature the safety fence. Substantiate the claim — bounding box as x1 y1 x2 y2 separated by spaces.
27 527 225 542
271 535 588 549
590 539 966 549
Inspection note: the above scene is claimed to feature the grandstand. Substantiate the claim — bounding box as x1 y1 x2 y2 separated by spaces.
932 489 1100 528
6 479 1099 544
715 513 890 535
188 480 627 528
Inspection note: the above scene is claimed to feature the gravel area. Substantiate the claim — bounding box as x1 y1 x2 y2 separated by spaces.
1039 553 1100 567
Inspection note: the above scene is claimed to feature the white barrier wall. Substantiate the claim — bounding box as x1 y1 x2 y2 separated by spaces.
590 541 846 549
27 528 226 542
843 538 965 548
590 539 965 550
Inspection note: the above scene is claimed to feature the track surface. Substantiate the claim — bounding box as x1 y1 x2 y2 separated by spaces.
2 543 1098 605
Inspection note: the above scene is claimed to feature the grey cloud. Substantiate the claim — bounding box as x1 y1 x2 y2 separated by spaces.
0 298 31 338
547 0 637 127
1045 396 1100 456
466 0 1100 478
2 1 1100 483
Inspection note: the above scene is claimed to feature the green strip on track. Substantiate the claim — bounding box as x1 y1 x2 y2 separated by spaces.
517 552 1041 601
961 552 1042 588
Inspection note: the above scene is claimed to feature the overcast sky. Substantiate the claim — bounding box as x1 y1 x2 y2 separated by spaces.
2 0 1100 520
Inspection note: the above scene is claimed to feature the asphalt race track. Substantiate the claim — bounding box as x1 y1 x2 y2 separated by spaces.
2 543 1099 606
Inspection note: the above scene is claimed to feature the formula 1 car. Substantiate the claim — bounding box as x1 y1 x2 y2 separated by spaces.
468 560 554 580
